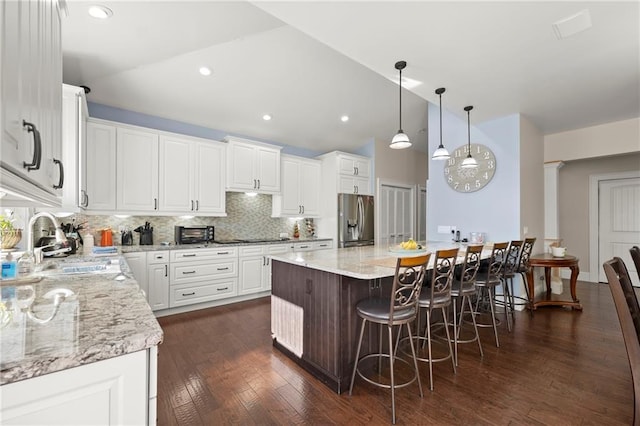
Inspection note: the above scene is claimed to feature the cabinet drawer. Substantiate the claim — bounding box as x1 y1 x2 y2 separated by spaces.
266 244 290 255
170 259 238 285
148 251 169 264
170 279 238 307
313 240 333 250
171 247 237 262
238 245 265 257
292 242 314 252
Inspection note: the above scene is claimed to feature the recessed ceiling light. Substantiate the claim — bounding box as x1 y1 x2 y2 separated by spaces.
552 9 592 40
341 115 349 122
88 5 113 19
199 66 211 76
262 114 272 121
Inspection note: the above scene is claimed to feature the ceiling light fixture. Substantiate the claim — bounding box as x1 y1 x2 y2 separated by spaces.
461 106 478 169
199 67 211 76
262 114 272 121
432 87 450 160
389 60 411 149
88 5 113 19
341 115 349 122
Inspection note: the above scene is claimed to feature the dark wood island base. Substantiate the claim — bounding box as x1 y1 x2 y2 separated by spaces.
271 260 392 394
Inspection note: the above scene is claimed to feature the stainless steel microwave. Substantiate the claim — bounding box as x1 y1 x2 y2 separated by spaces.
175 226 214 244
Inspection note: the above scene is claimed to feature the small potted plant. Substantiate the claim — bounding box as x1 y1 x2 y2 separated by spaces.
1 211 22 250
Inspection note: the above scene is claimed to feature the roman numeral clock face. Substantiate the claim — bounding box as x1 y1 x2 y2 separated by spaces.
444 144 496 193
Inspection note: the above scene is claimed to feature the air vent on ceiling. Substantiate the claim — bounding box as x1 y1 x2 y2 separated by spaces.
552 9 592 40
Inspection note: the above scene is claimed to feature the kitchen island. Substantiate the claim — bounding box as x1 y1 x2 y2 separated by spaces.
269 242 475 393
0 255 163 425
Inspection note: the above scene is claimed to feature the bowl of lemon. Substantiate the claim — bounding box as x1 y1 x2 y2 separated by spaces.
389 238 425 254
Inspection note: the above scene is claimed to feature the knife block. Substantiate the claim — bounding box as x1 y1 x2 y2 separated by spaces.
139 230 153 245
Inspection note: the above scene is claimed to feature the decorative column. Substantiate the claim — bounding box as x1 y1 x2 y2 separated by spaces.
544 161 564 294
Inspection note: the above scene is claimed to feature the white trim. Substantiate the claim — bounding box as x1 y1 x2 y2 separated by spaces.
588 170 640 282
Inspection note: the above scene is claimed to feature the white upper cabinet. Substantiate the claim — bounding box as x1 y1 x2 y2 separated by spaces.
338 154 370 178
273 155 321 217
1 0 63 206
86 120 117 211
116 127 159 212
225 136 281 194
159 133 225 215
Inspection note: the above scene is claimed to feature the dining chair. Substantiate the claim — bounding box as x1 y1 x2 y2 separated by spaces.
631 246 640 283
517 237 537 317
414 248 459 391
474 242 509 348
603 257 640 425
349 254 430 424
450 244 484 365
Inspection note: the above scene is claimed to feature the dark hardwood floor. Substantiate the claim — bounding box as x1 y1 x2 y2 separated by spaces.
157 281 634 425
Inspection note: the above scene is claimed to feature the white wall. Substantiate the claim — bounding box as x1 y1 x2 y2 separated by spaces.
544 117 640 161
427 103 520 242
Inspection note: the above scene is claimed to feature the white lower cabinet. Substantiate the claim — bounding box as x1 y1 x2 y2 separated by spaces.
238 245 291 295
169 248 238 308
147 251 169 311
123 252 148 297
0 348 156 426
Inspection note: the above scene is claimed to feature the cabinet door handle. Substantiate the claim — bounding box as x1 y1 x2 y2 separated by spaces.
257 179 260 189
302 205 304 214
253 179 257 189
196 200 199 211
81 190 88 207
183 253 197 257
191 200 194 211
182 292 196 296
164 264 168 277
299 245 309 249
217 267 229 271
22 120 42 171
216 287 229 291
318 244 328 247
355 166 359 176
266 258 270 266
53 159 64 189
353 166 357 175
216 251 229 255
154 198 158 210
182 270 196 274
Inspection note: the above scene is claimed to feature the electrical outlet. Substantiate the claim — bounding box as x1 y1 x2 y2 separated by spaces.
279 232 289 238
437 225 451 234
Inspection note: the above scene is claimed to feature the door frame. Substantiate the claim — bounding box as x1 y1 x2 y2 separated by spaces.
375 178 417 245
588 170 640 282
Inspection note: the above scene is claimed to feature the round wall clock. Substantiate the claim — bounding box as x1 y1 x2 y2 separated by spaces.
443 143 496 193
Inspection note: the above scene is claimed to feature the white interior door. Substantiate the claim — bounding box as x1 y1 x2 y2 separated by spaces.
599 177 640 286
378 183 415 245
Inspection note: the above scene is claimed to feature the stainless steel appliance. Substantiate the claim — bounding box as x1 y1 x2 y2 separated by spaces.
175 225 214 245
338 194 374 248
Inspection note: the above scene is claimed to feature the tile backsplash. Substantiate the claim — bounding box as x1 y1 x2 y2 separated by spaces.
49 193 316 246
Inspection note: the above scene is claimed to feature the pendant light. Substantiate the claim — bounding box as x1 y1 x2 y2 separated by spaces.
431 87 450 160
389 61 411 149
461 106 478 169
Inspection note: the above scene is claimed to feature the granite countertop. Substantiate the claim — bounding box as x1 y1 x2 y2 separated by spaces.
119 237 332 253
270 241 492 280
0 254 163 385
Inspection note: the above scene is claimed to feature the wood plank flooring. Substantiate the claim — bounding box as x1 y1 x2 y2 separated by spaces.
157 281 634 425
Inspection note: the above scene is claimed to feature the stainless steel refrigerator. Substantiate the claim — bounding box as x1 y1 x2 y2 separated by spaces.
338 193 375 248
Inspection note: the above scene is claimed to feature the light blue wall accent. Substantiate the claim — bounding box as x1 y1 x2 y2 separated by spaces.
427 103 521 242
87 102 323 158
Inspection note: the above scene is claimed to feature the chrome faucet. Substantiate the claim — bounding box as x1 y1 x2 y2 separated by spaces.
26 212 68 262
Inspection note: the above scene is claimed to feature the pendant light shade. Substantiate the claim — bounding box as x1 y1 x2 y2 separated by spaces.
390 61 411 149
432 87 450 160
461 105 478 169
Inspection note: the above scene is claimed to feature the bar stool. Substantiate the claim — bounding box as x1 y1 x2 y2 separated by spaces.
414 248 458 391
498 240 524 331
516 237 537 317
450 244 483 365
474 242 508 348
349 254 430 424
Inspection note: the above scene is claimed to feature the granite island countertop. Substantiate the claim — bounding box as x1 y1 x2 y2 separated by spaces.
0 255 163 385
269 241 492 280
